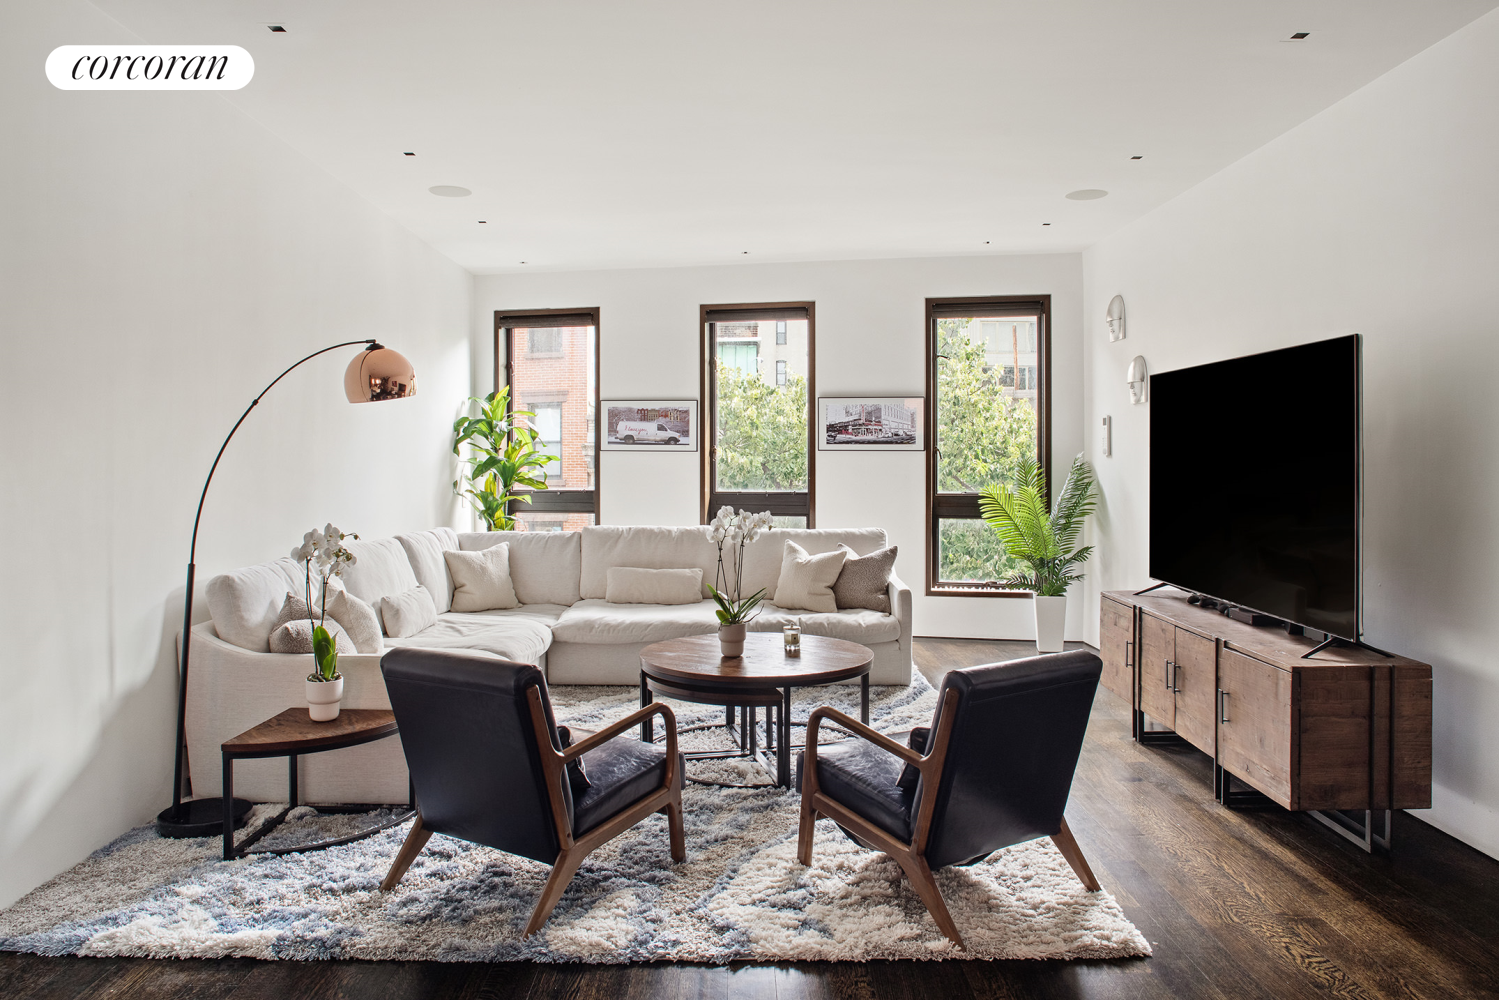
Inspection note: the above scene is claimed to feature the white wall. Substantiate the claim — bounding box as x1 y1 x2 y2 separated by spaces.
474 252 1083 639
0 0 472 907
1081 9 1499 859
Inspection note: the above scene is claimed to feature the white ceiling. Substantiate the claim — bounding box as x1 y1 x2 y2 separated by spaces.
91 0 1499 273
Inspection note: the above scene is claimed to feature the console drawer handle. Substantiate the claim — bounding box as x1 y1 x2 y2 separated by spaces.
1164 659 1174 689
1218 688 1230 724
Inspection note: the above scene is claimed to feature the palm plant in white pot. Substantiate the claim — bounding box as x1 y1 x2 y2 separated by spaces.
978 456 1098 653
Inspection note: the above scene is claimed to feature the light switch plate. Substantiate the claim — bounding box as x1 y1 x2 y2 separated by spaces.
1101 415 1112 457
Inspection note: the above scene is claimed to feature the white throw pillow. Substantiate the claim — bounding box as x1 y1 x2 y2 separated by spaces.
774 541 847 613
605 567 703 605
380 585 438 638
443 543 520 612
324 587 384 653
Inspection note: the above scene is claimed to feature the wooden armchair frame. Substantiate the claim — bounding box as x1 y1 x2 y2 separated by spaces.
797 690 1098 948
381 688 685 937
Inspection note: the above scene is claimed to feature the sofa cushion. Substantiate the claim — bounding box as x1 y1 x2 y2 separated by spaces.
385 609 555 666
444 544 520 612
341 537 420 609
749 605 901 644
833 544 897 614
605 567 703 606
579 525 718 601
459 531 583 607
739 528 888 602
324 587 384 654
395 528 459 614
774 541 846 613
552 599 721 645
269 617 355 655
204 557 310 652
381 585 439 638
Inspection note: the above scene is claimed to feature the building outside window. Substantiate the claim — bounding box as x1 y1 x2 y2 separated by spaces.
927 297 1049 593
703 303 813 527
498 310 599 530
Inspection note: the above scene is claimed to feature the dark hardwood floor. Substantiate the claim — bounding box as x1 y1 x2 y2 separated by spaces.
4 637 1497 999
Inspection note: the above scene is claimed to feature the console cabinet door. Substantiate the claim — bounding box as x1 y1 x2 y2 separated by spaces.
1138 613 1176 728
1099 599 1133 701
1171 629 1217 756
1218 649 1294 808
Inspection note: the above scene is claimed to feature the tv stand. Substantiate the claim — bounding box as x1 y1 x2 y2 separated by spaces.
1099 589 1432 853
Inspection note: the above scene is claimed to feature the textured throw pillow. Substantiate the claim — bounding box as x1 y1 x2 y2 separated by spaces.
896 727 931 794
267 594 355 654
443 544 520 612
380 585 439 638
324 587 384 654
832 544 898 614
605 567 703 605
555 725 592 793
774 541 847 613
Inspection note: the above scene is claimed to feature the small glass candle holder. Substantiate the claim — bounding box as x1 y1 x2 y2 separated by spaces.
783 623 802 655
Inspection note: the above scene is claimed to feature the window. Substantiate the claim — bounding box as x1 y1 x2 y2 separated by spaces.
702 303 814 526
526 401 564 482
527 328 563 355
927 297 1050 594
497 309 600 530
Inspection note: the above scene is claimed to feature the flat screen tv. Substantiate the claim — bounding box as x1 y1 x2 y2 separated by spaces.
1149 335 1360 640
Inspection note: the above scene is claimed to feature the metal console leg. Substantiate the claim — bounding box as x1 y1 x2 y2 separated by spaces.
1307 808 1393 853
222 756 235 860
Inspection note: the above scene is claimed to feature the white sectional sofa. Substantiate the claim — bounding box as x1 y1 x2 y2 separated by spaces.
186 525 912 805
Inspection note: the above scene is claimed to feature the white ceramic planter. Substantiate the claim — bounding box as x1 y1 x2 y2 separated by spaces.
719 623 746 658
305 675 344 722
1034 595 1067 653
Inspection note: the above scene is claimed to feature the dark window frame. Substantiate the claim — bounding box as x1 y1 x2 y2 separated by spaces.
495 307 602 524
700 301 816 525
925 295 1051 597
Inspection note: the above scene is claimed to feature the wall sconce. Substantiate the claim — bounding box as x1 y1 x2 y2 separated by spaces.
1107 295 1126 342
1127 356 1148 404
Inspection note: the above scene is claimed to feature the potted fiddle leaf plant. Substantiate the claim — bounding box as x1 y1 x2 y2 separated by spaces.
292 524 358 721
452 386 558 530
708 506 774 657
978 455 1097 653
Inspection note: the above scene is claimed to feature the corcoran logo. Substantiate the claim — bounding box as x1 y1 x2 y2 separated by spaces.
46 45 254 90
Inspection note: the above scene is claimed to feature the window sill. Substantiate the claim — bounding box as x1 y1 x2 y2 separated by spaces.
926 584 1033 599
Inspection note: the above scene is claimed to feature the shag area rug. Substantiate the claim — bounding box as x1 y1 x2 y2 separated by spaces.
0 679 1150 963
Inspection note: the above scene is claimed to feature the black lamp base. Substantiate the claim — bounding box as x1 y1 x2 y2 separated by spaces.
157 797 253 839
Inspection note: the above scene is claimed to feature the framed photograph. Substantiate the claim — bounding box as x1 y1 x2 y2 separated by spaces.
818 396 925 451
600 400 698 451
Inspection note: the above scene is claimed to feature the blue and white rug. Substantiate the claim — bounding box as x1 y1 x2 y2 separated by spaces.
0 681 1149 963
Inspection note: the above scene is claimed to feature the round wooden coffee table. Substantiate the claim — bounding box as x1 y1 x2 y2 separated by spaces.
638 632 873 788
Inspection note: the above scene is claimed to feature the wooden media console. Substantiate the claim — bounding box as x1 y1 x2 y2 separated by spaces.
1100 588 1432 851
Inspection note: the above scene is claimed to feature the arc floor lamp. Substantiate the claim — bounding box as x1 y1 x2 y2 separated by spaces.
156 340 417 838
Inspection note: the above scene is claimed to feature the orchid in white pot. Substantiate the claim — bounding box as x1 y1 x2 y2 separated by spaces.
708 506 774 657
291 524 358 721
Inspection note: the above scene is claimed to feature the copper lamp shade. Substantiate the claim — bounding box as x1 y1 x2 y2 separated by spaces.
345 344 417 403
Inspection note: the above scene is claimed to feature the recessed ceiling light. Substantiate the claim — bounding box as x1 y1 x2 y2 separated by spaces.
1065 189 1108 201
266 24 286 32
1290 32 1310 40
1131 155 1144 160
984 241 990 244
428 185 471 198
1043 223 1051 226
742 251 749 254
403 152 415 156
478 220 487 224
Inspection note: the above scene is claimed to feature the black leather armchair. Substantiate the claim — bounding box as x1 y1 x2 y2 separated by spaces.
379 648 685 936
796 650 1103 948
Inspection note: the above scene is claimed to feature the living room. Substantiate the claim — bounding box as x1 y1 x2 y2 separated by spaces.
4 1 1498 997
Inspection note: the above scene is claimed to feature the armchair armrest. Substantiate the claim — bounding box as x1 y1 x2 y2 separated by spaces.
562 702 678 766
805 706 925 767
